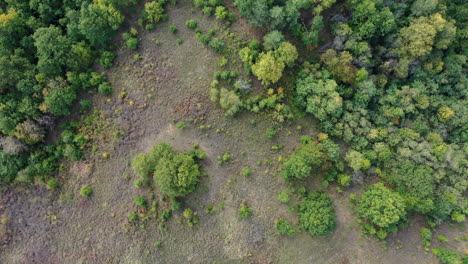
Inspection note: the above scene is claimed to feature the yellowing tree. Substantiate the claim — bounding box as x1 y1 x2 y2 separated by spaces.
252 51 285 85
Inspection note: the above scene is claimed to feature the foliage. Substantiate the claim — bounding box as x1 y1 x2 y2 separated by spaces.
432 248 461 264
266 127 277 138
276 219 295 236
356 183 406 239
80 185 93 197
141 1 166 24
281 136 334 180
278 190 291 204
131 143 205 197
297 191 336 236
239 202 252 218
420 227 432 247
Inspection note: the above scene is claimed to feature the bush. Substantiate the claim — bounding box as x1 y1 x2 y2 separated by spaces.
185 19 197 29
132 143 205 197
432 248 460 264
278 190 290 204
420 227 432 247
337 173 351 187
239 202 252 218
209 38 225 52
241 167 251 177
135 195 148 208
142 1 165 24
176 121 186 130
169 25 177 33
98 82 112 95
215 6 228 20
202 6 213 16
80 185 92 197
126 37 139 50
297 191 336 236
98 51 116 69
47 178 59 189
276 219 295 236
266 127 277 138
128 212 138 222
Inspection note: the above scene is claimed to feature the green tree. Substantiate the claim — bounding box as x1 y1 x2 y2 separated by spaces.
356 183 406 230
141 1 165 24
33 26 71 76
262 30 285 51
297 191 336 236
79 3 124 47
252 51 285 85
296 73 342 121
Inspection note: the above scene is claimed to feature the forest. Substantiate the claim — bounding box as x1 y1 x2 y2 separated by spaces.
0 0 466 263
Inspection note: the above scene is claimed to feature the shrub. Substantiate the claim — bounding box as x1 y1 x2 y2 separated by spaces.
218 88 242 116
176 39 183 45
451 211 465 223
437 235 448 243
142 1 165 24
420 227 432 247
128 212 138 222
266 127 277 138
241 167 251 177
276 219 295 236
278 190 291 204
131 143 205 197
297 191 336 236
126 37 139 50
215 6 228 20
185 19 197 29
176 121 186 130
80 100 91 111
183 208 199 226
80 185 92 197
98 82 112 95
202 6 213 16
169 25 177 33
432 248 460 264
209 38 225 52
337 173 351 187
135 195 148 208
98 51 116 69
47 178 59 189
217 152 231 165
239 202 252 218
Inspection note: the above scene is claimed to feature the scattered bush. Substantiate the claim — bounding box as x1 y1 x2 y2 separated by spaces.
169 25 177 33
239 202 252 218
47 178 59 189
276 219 295 236
185 19 197 29
266 127 277 138
241 167 251 177
278 190 291 204
80 185 92 197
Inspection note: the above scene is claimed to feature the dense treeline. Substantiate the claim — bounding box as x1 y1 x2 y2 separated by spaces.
234 0 467 240
0 0 141 183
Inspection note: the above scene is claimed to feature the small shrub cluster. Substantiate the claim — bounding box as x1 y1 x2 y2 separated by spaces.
238 202 252 218
131 143 206 197
276 219 295 236
297 191 336 236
